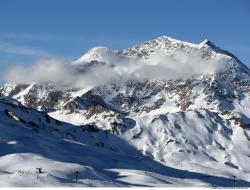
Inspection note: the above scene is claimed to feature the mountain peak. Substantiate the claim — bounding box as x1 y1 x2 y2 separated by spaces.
155 35 171 41
199 39 216 47
73 35 245 73
73 46 116 64
200 39 210 45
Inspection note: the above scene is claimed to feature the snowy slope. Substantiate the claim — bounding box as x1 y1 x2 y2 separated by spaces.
1 36 250 187
2 98 250 187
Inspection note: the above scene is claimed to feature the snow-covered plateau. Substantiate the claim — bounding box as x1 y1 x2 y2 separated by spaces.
0 36 250 187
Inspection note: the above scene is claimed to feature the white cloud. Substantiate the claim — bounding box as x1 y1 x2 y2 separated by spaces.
2 48 226 88
0 42 52 57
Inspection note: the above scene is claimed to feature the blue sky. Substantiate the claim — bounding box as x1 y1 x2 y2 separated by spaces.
0 0 250 84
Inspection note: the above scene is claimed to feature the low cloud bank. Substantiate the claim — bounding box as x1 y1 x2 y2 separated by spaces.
3 49 226 88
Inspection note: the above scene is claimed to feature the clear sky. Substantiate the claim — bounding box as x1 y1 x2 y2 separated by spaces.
0 0 249 84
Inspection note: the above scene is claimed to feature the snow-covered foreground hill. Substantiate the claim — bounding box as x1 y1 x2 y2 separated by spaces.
0 98 250 187
1 36 250 187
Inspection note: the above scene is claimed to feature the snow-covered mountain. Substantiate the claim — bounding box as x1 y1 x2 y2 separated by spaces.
1 35 250 187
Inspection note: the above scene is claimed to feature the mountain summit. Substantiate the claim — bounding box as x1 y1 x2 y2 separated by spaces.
70 36 250 86
75 36 219 64
73 46 118 64
73 36 244 72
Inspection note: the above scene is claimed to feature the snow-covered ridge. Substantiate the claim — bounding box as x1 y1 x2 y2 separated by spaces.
74 36 234 62
73 35 247 78
74 36 212 65
121 35 237 60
